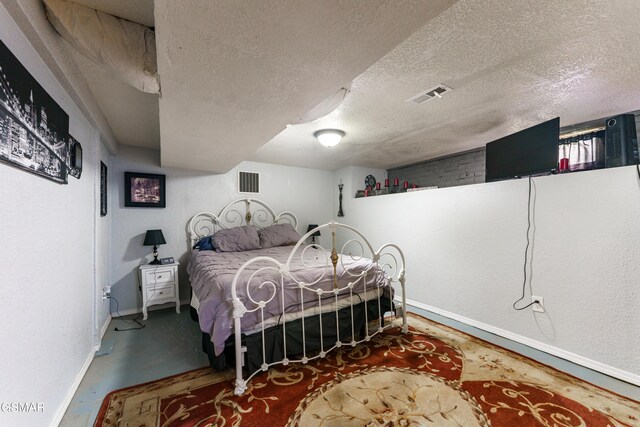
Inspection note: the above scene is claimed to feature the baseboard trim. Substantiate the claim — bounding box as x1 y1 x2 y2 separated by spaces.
405 298 640 386
49 347 95 427
111 299 190 318
51 314 111 426
99 314 112 343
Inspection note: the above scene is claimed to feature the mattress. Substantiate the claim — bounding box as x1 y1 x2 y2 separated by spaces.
187 246 389 356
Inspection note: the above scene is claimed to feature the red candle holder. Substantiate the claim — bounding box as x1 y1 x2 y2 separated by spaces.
394 177 399 186
559 158 569 172
384 178 389 187
403 181 409 189
376 182 381 190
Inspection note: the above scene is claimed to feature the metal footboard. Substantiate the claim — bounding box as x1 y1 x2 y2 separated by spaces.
231 221 406 396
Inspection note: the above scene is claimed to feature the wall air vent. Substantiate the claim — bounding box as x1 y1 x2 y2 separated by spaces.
407 84 452 104
238 171 260 193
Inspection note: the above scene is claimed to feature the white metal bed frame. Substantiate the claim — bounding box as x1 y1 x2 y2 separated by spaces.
188 198 407 396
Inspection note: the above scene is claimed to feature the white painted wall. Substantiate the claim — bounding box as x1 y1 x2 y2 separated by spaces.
332 165 387 221
334 165 640 383
110 145 335 313
0 4 110 426
95 140 112 342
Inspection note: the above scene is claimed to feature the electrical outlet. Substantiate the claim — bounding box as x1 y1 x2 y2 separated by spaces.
102 286 111 301
532 296 544 313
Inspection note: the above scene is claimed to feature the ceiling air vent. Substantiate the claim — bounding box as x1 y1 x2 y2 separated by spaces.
238 171 260 193
407 84 452 104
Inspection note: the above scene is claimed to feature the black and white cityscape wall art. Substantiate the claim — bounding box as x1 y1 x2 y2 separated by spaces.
0 39 71 184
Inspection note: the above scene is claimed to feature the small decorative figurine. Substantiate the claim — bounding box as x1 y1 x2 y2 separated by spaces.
337 180 344 217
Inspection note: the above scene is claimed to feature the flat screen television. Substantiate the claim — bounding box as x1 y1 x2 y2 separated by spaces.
485 117 560 182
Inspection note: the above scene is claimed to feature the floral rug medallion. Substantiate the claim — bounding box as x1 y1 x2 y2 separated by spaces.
290 367 490 426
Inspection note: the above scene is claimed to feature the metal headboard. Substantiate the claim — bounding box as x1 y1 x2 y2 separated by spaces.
187 198 298 248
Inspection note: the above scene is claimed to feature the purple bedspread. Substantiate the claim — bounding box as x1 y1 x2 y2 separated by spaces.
187 246 388 356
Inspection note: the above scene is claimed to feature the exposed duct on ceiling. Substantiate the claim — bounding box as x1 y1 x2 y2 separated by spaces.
42 0 160 94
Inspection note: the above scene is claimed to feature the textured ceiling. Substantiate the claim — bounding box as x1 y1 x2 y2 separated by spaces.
67 0 159 149
69 48 159 148
14 0 640 172
154 0 455 173
253 0 640 170
72 0 154 26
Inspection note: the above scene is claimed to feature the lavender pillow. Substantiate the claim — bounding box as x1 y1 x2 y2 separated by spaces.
213 225 260 252
259 223 302 248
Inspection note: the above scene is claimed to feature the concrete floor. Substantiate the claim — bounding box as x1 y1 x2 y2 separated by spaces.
61 305 640 426
60 306 209 427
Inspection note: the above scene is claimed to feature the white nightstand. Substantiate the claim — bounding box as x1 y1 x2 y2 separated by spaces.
139 262 181 320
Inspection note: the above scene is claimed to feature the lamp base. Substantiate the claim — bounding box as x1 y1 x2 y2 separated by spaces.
148 245 160 265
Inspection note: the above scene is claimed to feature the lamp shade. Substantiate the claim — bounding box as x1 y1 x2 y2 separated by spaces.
306 224 321 237
143 229 166 246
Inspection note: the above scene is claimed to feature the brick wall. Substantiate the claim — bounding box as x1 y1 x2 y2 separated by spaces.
388 147 486 189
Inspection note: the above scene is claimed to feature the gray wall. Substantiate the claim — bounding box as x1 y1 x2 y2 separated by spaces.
388 148 485 189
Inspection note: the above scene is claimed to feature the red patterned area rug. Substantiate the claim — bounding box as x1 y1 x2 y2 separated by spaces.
95 313 639 426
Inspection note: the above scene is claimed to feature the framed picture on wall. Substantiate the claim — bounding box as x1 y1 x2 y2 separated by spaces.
100 161 107 216
67 135 82 179
124 171 166 208
0 40 70 184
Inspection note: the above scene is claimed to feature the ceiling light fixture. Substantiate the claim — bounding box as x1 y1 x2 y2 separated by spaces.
314 129 345 147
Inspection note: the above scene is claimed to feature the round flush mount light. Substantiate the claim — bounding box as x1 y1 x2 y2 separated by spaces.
314 129 345 147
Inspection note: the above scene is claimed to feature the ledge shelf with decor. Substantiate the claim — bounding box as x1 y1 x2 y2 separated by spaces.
355 174 437 198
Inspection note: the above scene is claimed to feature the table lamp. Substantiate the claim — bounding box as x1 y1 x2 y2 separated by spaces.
143 229 166 265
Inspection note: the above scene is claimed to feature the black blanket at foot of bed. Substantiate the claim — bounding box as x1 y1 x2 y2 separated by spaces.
194 296 393 375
